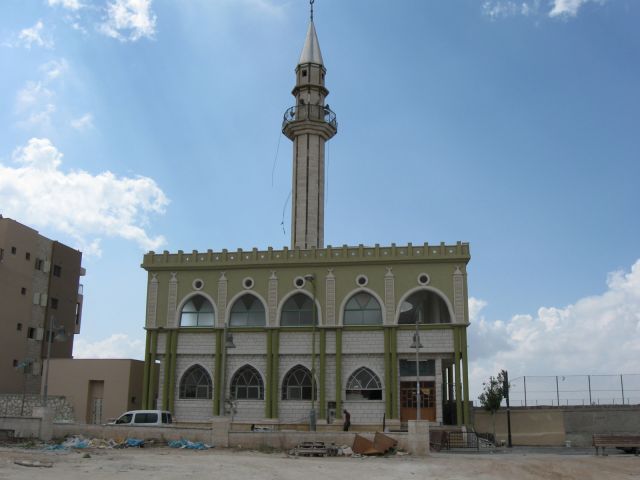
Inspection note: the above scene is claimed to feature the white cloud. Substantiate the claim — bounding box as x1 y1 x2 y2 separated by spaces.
70 113 94 131
73 333 145 359
0 138 169 256
48 0 84 10
99 0 157 42
40 59 69 81
482 0 540 19
17 20 54 49
16 81 53 112
549 0 602 17
468 259 640 400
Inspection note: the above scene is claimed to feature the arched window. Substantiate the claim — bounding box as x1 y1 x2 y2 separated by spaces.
346 367 383 400
281 293 315 326
179 365 212 399
281 365 316 400
230 294 265 326
398 290 451 324
343 292 382 325
230 365 264 400
180 295 215 327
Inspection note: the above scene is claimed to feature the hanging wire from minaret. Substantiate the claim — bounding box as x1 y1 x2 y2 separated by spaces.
310 0 314 21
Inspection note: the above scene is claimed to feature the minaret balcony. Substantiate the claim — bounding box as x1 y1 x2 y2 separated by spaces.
282 104 337 140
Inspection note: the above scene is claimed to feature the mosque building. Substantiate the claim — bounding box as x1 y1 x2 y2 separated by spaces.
140 7 471 429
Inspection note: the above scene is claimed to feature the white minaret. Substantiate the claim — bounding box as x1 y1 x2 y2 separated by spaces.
282 11 337 249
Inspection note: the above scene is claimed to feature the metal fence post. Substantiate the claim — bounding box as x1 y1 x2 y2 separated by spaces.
588 375 592 405
555 376 560 407
620 374 624 405
523 376 527 407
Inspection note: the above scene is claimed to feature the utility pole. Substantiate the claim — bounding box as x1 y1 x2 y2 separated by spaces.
502 369 512 448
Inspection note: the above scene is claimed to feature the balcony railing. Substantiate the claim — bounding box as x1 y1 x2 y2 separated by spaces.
282 104 337 131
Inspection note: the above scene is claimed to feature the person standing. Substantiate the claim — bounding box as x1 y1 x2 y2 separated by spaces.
343 409 351 431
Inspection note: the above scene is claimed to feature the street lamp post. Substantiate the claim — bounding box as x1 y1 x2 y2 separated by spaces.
42 316 66 407
219 321 236 416
409 307 424 421
304 274 317 431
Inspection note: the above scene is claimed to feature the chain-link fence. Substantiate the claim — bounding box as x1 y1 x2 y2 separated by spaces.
505 374 640 407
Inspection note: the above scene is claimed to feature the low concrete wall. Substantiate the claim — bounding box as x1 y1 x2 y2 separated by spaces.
0 416 41 439
473 406 640 447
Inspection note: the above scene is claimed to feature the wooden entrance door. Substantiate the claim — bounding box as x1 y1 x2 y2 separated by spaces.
400 381 435 422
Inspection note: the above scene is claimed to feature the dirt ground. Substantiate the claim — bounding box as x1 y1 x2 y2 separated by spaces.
0 445 638 480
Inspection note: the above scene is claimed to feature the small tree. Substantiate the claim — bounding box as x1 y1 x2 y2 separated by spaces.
478 371 506 442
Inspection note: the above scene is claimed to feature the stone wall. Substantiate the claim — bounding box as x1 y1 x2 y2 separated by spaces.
0 394 73 421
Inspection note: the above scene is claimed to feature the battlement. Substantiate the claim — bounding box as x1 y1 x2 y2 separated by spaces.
142 242 470 270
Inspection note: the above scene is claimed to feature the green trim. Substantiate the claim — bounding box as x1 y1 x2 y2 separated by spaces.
168 330 178 413
396 323 467 331
149 330 158 409
319 329 326 419
271 330 279 418
142 331 151 409
213 330 222 416
461 327 470 425
384 328 392 419
265 330 272 418
390 328 398 419
162 331 171 411
454 329 462 426
335 329 342 419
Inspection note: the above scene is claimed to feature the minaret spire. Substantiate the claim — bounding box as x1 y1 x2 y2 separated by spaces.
282 5 337 250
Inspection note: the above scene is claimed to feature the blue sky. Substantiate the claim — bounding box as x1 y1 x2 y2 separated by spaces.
1 0 639 399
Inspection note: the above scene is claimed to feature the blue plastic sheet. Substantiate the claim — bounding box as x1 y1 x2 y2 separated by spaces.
168 438 211 450
125 438 145 448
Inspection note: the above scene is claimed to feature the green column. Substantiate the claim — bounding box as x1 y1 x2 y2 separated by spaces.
462 327 470 425
213 330 222 416
319 329 326 419
390 328 398 419
454 328 462 426
335 329 342 420
265 330 272 418
162 331 171 411
142 331 151 409
384 328 392 419
271 330 280 418
149 330 158 409
168 330 178 413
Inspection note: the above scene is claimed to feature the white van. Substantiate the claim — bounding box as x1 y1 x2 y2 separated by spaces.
111 410 173 426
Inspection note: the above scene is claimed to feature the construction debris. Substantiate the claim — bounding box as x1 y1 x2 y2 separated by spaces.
14 460 53 468
352 432 398 456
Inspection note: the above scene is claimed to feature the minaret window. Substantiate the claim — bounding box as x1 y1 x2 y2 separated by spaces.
343 292 382 325
230 294 266 326
180 295 215 327
302 69 307 77
281 293 315 326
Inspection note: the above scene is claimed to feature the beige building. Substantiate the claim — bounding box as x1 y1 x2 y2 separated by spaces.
0 216 84 394
46 358 148 424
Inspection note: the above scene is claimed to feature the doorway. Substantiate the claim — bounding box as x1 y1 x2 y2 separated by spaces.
399 381 435 422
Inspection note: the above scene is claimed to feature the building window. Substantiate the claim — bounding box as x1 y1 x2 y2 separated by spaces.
230 365 264 400
16 323 22 331
282 365 316 400
179 295 214 327
28 327 36 339
280 293 315 326
35 258 43 270
229 294 265 327
343 292 382 325
53 265 62 277
399 359 435 377
25 252 31 260
346 367 383 400
179 365 212 399
21 287 26 295
51 297 59 309
398 290 451 324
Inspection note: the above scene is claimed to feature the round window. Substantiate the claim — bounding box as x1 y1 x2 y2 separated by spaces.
356 275 368 287
242 277 255 289
417 273 430 286
192 279 204 290
294 276 306 289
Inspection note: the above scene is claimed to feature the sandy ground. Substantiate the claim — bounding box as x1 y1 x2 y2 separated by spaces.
0 445 638 480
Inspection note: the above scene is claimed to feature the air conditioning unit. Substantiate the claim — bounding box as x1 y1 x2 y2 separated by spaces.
33 292 41 305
